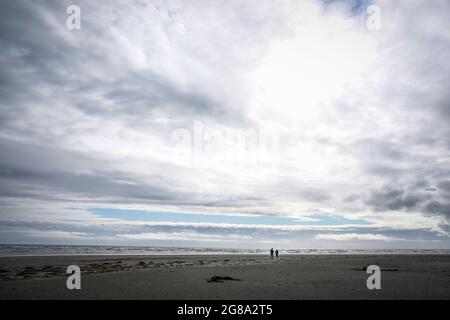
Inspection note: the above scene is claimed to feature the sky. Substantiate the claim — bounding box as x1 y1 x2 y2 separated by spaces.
0 0 449 249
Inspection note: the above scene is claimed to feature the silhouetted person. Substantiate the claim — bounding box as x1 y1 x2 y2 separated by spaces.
275 249 279 259
270 248 274 259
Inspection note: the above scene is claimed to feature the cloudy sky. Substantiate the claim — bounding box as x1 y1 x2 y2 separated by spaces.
0 0 449 249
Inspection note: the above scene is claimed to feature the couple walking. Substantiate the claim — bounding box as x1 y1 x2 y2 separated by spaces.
270 248 279 259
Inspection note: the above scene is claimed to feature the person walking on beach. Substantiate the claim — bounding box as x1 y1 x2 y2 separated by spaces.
275 249 279 259
270 248 274 259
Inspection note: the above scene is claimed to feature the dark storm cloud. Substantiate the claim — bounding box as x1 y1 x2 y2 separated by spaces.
76 72 225 119
368 187 428 212
0 1 80 109
340 1 450 222
367 185 450 218
438 181 450 193
0 0 249 141
0 137 269 209
0 138 95 173
0 167 180 202
352 138 405 162
425 201 450 218
0 0 262 209
0 137 186 204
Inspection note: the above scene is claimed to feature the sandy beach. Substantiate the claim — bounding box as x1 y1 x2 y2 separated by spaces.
0 254 449 300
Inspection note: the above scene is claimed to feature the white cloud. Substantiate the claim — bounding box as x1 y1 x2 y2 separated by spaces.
315 233 403 242
4 229 93 239
117 231 252 242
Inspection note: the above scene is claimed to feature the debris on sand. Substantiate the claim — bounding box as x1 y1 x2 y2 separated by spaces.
381 268 399 271
207 276 242 283
354 266 399 272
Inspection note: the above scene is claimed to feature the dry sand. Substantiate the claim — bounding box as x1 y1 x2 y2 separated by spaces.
0 254 449 299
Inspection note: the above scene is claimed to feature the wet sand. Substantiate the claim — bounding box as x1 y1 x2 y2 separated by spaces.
0 254 449 299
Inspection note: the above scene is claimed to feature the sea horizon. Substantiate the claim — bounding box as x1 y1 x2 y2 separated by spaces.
1 244 449 257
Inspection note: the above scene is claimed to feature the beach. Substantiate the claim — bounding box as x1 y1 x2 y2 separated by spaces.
0 254 449 299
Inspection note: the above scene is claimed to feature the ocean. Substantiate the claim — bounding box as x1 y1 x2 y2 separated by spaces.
0 245 449 257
